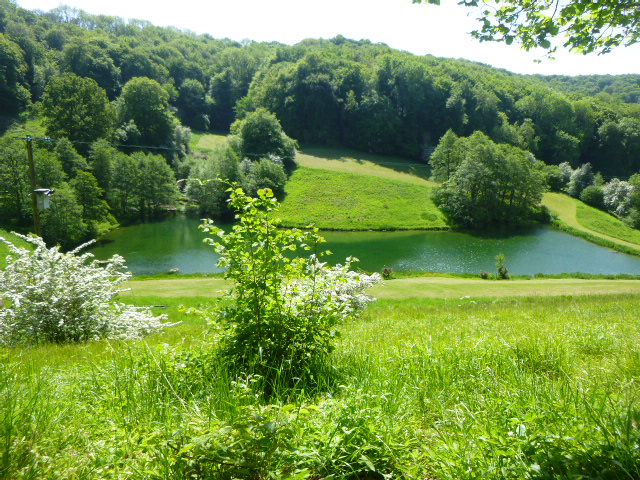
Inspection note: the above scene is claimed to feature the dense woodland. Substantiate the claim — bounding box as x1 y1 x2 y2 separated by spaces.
1 1 640 245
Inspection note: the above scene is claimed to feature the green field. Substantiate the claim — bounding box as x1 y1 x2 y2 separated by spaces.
297 145 434 186
2 290 639 478
278 167 446 230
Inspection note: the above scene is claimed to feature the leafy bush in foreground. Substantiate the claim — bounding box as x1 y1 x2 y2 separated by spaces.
201 187 380 379
0 234 168 345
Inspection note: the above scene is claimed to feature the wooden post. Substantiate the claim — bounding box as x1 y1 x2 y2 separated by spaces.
24 136 42 237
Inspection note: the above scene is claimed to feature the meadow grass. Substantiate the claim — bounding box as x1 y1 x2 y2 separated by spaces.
190 131 228 151
296 144 434 186
576 202 640 245
1 293 639 478
278 167 446 230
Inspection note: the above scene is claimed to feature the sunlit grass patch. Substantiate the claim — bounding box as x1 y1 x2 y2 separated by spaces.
279 167 446 230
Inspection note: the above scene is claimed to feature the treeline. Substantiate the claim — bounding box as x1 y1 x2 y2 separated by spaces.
1 2 640 177
532 74 640 104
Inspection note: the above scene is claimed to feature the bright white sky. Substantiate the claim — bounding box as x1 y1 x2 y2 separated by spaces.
15 0 640 76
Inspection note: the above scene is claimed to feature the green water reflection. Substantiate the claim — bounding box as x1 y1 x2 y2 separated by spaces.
90 215 640 275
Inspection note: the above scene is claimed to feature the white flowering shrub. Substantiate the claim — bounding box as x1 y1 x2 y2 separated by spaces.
603 178 634 217
283 255 380 322
201 187 380 378
0 234 168 345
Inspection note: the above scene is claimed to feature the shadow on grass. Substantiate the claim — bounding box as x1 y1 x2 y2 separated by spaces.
300 144 432 181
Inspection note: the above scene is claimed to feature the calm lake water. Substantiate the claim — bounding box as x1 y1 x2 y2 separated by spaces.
89 215 640 275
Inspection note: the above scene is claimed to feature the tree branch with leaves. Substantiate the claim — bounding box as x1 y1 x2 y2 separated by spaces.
415 0 640 54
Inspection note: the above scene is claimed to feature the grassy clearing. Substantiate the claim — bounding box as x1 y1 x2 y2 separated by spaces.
190 131 228 152
297 145 434 186
543 192 640 253
2 293 639 478
278 167 446 230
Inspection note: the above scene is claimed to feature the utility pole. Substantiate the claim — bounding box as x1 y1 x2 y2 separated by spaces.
22 135 42 237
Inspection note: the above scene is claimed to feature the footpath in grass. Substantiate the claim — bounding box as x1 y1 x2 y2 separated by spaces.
543 192 640 253
123 275 640 299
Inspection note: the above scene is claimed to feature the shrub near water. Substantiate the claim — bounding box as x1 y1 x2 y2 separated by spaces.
201 187 380 381
0 234 168 345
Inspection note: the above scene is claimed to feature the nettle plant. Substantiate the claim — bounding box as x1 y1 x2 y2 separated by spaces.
0 234 168 345
201 187 380 378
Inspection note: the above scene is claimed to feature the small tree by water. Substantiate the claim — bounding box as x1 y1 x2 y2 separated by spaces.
200 187 380 380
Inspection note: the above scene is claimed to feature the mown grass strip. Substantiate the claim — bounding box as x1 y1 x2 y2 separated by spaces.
122 276 640 299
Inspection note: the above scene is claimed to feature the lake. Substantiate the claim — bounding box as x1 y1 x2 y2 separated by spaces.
89 215 640 275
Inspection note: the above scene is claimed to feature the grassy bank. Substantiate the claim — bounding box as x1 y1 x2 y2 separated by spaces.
543 192 640 254
2 293 639 478
278 167 446 230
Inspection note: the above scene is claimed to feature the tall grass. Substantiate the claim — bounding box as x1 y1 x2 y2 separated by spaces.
1 294 639 478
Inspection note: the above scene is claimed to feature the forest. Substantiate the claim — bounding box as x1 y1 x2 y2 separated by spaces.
1 1 640 245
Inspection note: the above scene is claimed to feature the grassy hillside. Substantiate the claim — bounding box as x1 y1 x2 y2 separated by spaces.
543 192 640 254
278 166 446 230
576 202 640 244
296 145 433 186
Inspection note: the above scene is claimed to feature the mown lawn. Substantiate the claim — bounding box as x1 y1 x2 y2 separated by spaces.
1 292 639 478
278 167 446 230
123 275 640 299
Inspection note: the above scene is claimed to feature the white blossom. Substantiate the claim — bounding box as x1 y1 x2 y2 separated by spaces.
0 234 170 345
282 255 381 324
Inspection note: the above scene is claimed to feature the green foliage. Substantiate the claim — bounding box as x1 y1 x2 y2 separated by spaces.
160 387 407 479
117 77 176 146
495 253 509 279
429 128 462 182
132 152 178 215
418 0 640 54
433 132 547 228
53 137 87 175
200 187 379 380
0 33 30 114
230 108 297 173
579 184 605 209
41 73 116 144
240 157 287 199
186 148 239 217
176 78 210 130
41 182 87 248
